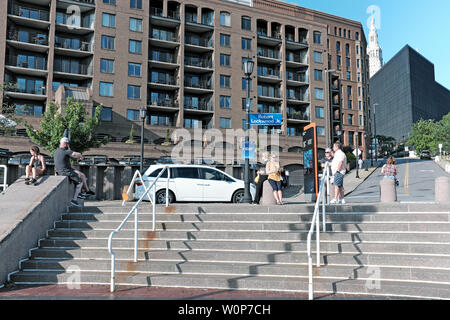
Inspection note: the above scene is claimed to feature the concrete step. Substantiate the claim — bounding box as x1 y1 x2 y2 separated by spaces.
10 270 450 299
28 248 450 268
39 238 450 256
61 212 450 223
54 220 450 233
19 259 450 284
46 229 450 243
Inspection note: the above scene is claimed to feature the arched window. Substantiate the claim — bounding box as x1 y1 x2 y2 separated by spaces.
220 11 230 26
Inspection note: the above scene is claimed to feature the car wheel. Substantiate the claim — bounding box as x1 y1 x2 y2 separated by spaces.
232 189 245 203
155 189 175 204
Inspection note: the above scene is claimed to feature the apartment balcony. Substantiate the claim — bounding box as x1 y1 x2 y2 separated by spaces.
185 17 214 33
286 92 309 104
287 110 311 122
184 101 214 114
4 55 48 77
257 48 281 65
147 98 179 112
58 0 95 9
184 36 214 53
257 90 282 103
53 63 92 80
4 86 47 101
184 57 213 73
55 10 94 35
286 54 308 68
285 36 308 50
149 30 179 49
257 72 281 84
286 73 308 86
8 4 50 30
150 7 180 28
184 81 213 94
149 52 178 70
257 29 282 46
55 39 93 57
148 76 179 90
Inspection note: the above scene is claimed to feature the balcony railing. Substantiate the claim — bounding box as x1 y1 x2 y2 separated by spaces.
148 98 179 108
7 31 49 46
257 48 280 59
184 57 212 69
55 39 92 51
185 35 213 48
7 86 46 95
184 101 213 111
149 76 177 86
150 52 177 64
287 111 310 121
64 0 95 5
8 4 50 21
150 30 178 42
56 12 93 29
6 55 47 70
258 89 281 99
286 35 308 46
150 7 180 20
287 93 309 101
184 80 212 90
54 63 90 75
287 73 308 82
286 54 307 64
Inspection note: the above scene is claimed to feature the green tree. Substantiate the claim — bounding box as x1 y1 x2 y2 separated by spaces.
24 99 108 155
0 82 22 136
407 119 438 156
435 112 450 153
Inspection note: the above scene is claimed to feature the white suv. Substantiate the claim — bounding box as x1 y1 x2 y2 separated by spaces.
134 164 256 203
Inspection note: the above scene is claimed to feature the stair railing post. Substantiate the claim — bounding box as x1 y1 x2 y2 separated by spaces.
134 208 138 262
166 166 170 207
152 183 156 231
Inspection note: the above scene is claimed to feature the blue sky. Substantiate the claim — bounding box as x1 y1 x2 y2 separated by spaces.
284 0 450 89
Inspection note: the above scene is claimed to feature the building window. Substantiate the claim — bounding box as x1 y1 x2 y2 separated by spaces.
128 62 141 77
315 106 324 118
130 0 142 9
337 55 341 66
314 51 322 63
357 73 361 82
346 57 351 68
336 41 340 52
101 35 115 50
315 88 324 100
103 0 116 4
220 95 231 108
334 27 337 35
359 115 363 126
94 106 112 121
314 69 323 81
348 99 352 109
345 43 350 56
100 58 114 73
220 34 230 47
220 54 230 67
347 86 352 96
241 37 251 50
220 12 231 26
313 31 321 44
241 16 251 30
127 84 140 99
348 114 353 125
220 75 230 88
102 13 115 28
317 126 325 136
99 81 113 97
348 131 354 145
129 40 142 54
355 32 359 40
220 117 231 128
127 109 140 121
346 71 351 81
129 18 142 32
357 59 360 68
359 101 362 110
356 45 359 55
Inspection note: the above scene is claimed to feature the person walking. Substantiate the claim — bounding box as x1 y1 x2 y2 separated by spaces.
54 137 84 207
381 156 399 186
321 148 334 200
330 142 347 204
25 146 46 185
266 153 283 205
253 152 269 205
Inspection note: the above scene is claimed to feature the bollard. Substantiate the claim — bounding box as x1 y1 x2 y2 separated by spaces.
380 178 397 202
435 177 450 203
261 180 277 206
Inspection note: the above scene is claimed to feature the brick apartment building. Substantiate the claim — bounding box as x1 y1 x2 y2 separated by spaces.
0 0 371 179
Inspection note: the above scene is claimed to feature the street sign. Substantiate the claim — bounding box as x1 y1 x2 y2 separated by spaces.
303 123 318 201
249 113 282 126
241 141 256 160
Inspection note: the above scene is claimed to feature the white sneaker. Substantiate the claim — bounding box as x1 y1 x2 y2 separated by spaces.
340 199 346 204
330 199 338 204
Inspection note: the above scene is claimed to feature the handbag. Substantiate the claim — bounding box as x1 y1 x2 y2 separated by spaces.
254 174 260 184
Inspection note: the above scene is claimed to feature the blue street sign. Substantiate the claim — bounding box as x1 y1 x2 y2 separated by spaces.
241 141 256 160
249 113 282 126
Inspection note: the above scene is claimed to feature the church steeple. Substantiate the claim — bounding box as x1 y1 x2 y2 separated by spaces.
367 18 383 78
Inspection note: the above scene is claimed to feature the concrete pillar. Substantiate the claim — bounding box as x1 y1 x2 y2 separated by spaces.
89 166 104 200
261 180 277 206
380 178 397 202
103 166 115 201
435 177 450 203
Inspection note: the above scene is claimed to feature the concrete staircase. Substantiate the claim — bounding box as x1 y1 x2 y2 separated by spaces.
9 204 450 299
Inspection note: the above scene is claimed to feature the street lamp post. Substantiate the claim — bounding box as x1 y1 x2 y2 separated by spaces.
364 133 369 171
373 103 379 166
324 69 337 148
140 107 147 173
355 133 360 178
242 58 255 204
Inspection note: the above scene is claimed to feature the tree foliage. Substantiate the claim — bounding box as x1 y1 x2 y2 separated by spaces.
407 112 450 155
0 82 23 136
24 99 109 155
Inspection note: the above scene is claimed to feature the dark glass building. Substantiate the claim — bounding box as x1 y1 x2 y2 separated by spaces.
370 45 450 141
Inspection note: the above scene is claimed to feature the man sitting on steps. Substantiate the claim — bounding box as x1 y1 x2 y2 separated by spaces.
54 137 83 207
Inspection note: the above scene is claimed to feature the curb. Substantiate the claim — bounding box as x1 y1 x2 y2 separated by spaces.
345 166 379 197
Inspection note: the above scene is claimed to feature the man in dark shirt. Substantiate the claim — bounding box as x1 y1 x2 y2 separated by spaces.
54 137 83 207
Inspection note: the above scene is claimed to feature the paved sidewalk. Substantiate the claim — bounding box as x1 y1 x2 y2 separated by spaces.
343 166 378 197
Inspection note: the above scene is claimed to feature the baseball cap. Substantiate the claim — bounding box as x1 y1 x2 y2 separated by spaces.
325 148 332 153
60 137 70 144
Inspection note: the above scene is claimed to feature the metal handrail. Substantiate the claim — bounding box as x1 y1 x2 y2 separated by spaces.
307 162 330 300
0 165 8 192
109 166 170 292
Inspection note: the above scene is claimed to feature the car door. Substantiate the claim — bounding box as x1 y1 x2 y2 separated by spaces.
200 168 237 201
173 167 203 201
142 167 175 200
